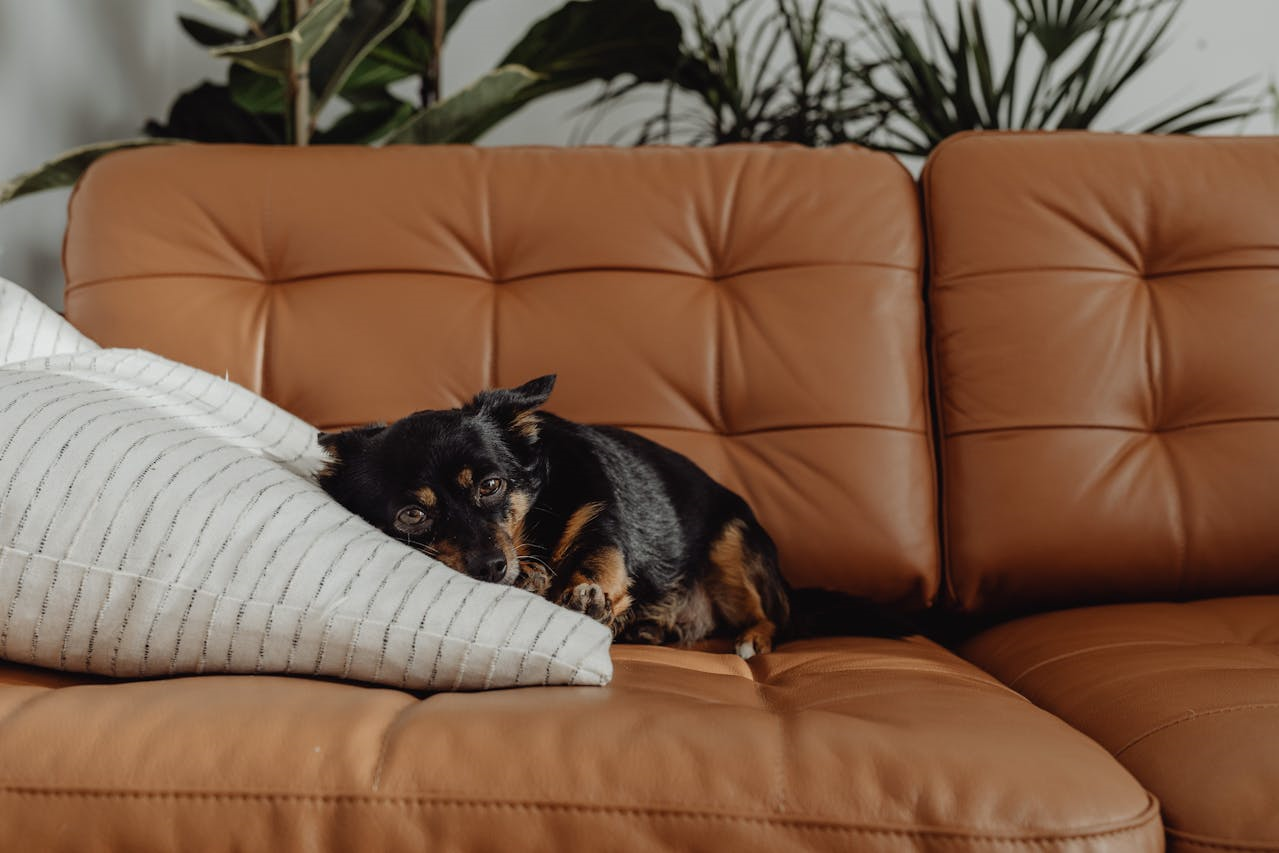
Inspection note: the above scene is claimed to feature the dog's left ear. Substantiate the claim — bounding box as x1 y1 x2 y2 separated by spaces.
316 422 386 466
468 374 556 441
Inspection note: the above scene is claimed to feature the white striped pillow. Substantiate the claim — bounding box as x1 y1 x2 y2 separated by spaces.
0 280 612 689
0 277 98 362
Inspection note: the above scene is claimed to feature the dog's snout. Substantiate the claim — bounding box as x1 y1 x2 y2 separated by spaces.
470 554 508 583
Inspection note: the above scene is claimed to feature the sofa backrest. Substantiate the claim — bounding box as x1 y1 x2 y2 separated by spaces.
63 144 940 606
926 132 1279 616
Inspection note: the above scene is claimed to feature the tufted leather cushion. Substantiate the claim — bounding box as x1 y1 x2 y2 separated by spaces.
925 132 1279 615
964 596 1279 851
0 638 1161 851
63 144 938 605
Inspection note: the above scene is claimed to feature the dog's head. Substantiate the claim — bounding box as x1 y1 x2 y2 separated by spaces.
316 375 555 584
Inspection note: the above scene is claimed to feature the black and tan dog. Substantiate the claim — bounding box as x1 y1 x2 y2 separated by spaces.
317 376 905 658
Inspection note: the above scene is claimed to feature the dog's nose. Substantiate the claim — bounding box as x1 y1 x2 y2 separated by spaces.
475 556 507 583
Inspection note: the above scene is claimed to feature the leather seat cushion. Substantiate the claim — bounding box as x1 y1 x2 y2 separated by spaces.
0 637 1158 851
964 596 1279 851
926 132 1279 616
63 144 940 606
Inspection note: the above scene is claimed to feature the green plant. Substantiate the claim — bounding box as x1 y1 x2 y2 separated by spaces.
848 0 1255 156
598 0 887 146
605 0 1253 153
1 0 681 204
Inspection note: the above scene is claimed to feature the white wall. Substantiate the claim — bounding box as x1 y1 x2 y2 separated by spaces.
1 0 1276 308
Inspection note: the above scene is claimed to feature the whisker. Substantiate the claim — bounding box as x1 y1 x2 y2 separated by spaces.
518 555 554 574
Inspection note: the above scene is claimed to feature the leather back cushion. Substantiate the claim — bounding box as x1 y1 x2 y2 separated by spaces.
64 145 938 605
926 132 1279 615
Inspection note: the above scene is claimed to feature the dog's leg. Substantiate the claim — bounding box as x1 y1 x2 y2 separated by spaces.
550 503 633 630
558 546 634 632
707 519 781 660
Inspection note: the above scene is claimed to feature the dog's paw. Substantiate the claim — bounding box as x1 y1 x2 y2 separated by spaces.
734 624 774 660
559 582 612 623
515 563 552 596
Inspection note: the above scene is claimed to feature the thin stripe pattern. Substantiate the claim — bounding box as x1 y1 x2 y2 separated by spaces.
0 289 612 689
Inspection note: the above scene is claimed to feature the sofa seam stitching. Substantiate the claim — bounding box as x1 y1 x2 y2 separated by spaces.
0 787 1161 842
1004 639 1195 688
61 263 921 296
1115 702 1279 757
1164 826 1279 852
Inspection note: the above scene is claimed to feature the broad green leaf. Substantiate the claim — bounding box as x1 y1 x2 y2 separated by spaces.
385 65 540 144
313 95 416 143
193 0 263 26
179 15 243 47
340 48 420 94
144 81 285 143
310 0 415 112
339 0 433 97
501 0 682 92
229 62 287 114
1 139 185 205
213 0 350 77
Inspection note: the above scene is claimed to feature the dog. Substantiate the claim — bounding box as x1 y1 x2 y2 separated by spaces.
316 375 907 658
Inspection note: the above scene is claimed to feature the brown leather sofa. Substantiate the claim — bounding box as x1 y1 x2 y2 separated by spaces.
1 132 1273 850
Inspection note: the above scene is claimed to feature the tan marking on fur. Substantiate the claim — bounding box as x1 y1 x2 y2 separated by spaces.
504 490 532 549
414 486 437 508
708 520 776 655
511 409 541 441
430 539 464 574
457 467 473 489
582 547 632 617
552 501 606 564
499 490 542 592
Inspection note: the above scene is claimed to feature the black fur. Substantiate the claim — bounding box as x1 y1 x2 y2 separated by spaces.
317 375 908 656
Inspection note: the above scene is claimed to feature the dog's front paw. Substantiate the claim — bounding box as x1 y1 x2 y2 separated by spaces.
559 582 612 624
515 563 552 596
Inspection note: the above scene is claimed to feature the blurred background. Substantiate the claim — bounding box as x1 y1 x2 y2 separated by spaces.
2 0 1276 309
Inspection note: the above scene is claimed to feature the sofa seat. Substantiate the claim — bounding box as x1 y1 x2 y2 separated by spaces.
0 637 1158 851
964 596 1279 851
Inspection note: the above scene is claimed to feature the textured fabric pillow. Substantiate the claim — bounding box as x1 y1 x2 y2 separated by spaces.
0 278 98 361
0 279 612 689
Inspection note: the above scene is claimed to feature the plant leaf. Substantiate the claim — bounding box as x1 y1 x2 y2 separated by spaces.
386 0 682 145
1138 83 1254 133
313 94 416 143
228 62 288 114
310 0 416 113
192 0 263 26
144 81 285 143
1 139 186 205
384 64 541 144
213 0 350 77
179 15 244 47
500 0 683 93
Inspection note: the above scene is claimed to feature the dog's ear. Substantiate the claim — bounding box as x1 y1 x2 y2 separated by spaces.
467 375 556 441
317 423 386 465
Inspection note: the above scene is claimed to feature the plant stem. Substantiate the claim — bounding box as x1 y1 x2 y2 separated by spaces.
291 0 313 146
424 0 446 106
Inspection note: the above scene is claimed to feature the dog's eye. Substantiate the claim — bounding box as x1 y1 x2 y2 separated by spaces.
477 477 505 497
396 506 429 527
